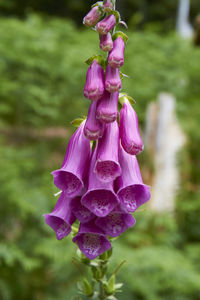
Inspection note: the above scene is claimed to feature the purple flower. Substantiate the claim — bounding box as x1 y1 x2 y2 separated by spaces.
81 148 118 217
95 207 136 237
94 121 121 182
108 37 125 68
103 0 114 10
84 60 105 101
44 192 76 240
73 221 111 260
52 122 91 196
96 91 119 123
120 98 144 155
96 15 116 35
84 100 104 140
83 6 102 27
70 196 95 224
99 33 113 52
105 65 121 93
116 145 151 212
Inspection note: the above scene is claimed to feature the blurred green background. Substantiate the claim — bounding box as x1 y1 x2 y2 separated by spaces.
0 0 200 299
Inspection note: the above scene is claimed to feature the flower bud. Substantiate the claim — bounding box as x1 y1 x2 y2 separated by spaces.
103 0 114 10
94 121 121 182
84 100 104 140
52 122 91 196
105 65 121 92
96 14 116 35
116 145 151 212
84 60 105 101
99 33 113 52
96 91 119 123
73 221 111 260
44 192 76 240
119 98 144 155
83 6 102 27
108 37 125 68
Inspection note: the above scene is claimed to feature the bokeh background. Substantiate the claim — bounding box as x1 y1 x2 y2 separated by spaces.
0 0 200 299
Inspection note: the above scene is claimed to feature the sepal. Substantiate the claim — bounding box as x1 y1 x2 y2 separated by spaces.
71 117 85 128
85 55 106 68
108 10 120 24
119 93 136 107
112 31 128 43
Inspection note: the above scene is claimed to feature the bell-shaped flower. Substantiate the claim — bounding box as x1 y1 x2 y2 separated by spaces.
96 91 119 123
105 65 121 92
84 60 105 101
119 98 144 155
83 6 102 27
116 145 151 212
99 33 113 52
73 221 111 260
95 206 135 237
44 192 76 240
108 37 125 68
84 100 104 140
52 121 91 196
96 15 116 35
70 196 95 224
94 121 121 182
81 148 118 217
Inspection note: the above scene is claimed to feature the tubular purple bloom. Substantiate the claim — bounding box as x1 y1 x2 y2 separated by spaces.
52 121 91 196
119 98 144 155
70 196 95 224
84 100 104 140
94 121 121 182
73 221 111 260
116 145 151 212
81 148 118 217
99 33 113 52
84 60 105 101
96 91 119 123
95 209 136 237
96 15 116 35
108 37 125 68
44 193 76 240
83 6 102 27
105 65 121 92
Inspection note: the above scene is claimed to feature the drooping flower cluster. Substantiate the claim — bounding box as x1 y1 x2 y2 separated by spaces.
44 0 150 260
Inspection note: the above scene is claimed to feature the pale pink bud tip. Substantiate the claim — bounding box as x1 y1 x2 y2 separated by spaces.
83 6 101 27
96 14 116 35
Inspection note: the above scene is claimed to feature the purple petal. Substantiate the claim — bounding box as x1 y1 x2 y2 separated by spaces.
83 6 102 27
70 196 95 224
84 100 104 140
52 121 91 196
120 98 144 155
44 193 76 240
84 60 105 101
105 65 121 93
108 37 125 68
99 33 113 52
96 15 116 35
116 145 151 212
94 121 121 182
95 212 135 237
73 221 111 260
81 147 118 217
96 91 119 123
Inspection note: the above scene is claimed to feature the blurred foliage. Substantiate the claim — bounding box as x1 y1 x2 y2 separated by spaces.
0 0 200 32
0 15 200 300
